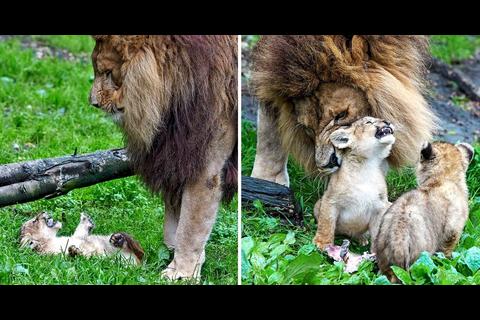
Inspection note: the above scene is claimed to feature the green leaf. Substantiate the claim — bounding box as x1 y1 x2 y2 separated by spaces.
373 275 391 285
250 252 267 270
267 271 283 284
433 266 465 285
284 231 296 245
298 243 316 255
270 244 288 258
410 252 436 283
283 253 323 283
391 266 413 285
242 236 255 257
464 247 480 273
241 249 251 280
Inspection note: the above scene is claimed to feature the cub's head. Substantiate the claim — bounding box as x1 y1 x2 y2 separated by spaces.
20 212 62 250
329 116 395 160
416 141 474 185
90 35 163 151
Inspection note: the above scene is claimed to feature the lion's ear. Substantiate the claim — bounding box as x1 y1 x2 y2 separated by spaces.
330 128 352 149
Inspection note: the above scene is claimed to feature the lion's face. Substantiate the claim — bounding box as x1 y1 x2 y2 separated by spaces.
90 37 125 119
292 83 371 174
20 212 62 249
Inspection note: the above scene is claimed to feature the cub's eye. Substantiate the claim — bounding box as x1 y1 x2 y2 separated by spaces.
335 111 347 121
366 120 373 124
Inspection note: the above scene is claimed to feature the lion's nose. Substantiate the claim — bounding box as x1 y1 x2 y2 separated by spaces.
89 92 100 108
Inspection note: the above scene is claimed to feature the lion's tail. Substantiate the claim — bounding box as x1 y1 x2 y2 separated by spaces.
222 142 238 203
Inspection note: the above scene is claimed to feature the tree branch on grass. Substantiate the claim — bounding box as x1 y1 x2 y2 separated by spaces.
241 176 303 226
0 148 133 208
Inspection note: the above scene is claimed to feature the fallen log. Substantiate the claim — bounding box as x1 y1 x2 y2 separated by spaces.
241 176 303 226
430 57 480 102
0 148 133 207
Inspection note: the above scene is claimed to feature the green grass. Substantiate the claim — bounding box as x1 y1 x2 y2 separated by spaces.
30 35 95 54
430 35 480 64
242 118 480 284
0 36 237 285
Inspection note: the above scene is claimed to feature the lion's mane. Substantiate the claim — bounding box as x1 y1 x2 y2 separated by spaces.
250 35 437 168
106 35 238 199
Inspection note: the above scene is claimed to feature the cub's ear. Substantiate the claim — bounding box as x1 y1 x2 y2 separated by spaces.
456 142 474 163
420 142 433 161
329 128 352 149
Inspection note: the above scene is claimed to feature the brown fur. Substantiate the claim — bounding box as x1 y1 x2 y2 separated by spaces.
90 35 238 280
372 141 474 283
90 35 238 200
250 35 437 176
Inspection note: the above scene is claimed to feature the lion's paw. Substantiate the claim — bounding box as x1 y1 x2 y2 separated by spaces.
160 266 200 282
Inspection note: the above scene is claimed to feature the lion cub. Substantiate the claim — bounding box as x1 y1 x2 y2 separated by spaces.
20 212 144 265
313 116 395 250
372 141 474 282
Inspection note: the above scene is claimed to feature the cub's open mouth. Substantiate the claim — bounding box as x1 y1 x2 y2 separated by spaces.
375 126 394 139
324 152 340 168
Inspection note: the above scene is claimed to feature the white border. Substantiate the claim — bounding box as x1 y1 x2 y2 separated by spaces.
237 34 242 285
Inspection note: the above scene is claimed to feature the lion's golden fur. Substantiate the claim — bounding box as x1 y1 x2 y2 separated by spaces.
251 35 437 169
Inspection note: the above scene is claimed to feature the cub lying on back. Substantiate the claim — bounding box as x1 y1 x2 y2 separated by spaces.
313 116 395 250
20 212 144 265
372 141 474 282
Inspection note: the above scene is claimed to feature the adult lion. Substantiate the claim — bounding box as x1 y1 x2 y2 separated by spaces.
250 35 437 186
89 35 237 280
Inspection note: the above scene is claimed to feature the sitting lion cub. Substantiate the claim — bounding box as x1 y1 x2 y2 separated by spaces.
20 212 144 265
372 141 474 282
313 116 395 250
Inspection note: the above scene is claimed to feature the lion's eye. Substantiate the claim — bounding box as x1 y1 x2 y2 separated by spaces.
304 127 315 137
366 120 373 124
335 111 347 121
105 70 112 77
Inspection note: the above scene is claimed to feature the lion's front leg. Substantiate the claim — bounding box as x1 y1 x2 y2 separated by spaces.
251 104 290 186
163 192 181 250
161 161 225 281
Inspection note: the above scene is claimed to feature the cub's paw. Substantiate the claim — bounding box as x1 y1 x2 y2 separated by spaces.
110 233 126 248
313 235 332 251
80 213 95 231
68 245 80 257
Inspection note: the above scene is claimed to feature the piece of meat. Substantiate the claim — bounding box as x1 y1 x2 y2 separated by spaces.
325 239 376 273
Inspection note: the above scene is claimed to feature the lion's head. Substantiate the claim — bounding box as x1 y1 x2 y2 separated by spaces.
90 35 166 152
251 35 437 175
